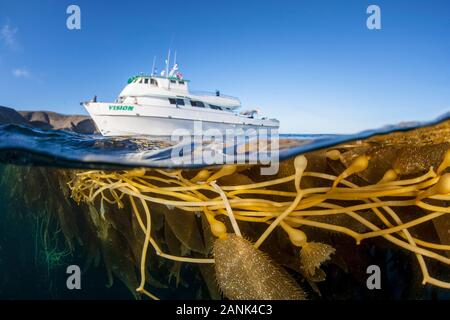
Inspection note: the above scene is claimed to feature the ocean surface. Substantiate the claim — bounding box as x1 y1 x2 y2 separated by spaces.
0 111 449 169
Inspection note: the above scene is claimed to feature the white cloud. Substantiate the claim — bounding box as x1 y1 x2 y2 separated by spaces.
12 68 30 78
0 23 18 49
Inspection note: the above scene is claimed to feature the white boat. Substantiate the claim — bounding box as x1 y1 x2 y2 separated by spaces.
83 60 279 137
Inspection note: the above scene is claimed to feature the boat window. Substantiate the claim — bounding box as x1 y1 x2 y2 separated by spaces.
209 104 222 110
170 80 176 84
191 100 205 108
168 98 185 106
138 78 144 83
150 78 158 86
179 81 185 85
144 78 149 84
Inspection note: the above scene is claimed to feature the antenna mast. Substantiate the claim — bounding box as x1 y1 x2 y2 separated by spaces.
151 56 156 76
165 49 171 78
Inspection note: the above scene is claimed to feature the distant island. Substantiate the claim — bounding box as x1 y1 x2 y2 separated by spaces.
0 105 98 134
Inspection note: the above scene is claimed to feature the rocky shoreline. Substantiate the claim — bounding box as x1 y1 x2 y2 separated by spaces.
0 105 98 134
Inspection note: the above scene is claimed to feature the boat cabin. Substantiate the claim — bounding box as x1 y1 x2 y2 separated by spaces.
120 74 241 112
127 75 189 92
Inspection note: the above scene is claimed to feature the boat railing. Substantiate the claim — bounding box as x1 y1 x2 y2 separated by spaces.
190 90 240 101
128 74 192 83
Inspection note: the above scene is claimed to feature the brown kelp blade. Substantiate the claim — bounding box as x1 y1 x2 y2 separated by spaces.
213 234 306 300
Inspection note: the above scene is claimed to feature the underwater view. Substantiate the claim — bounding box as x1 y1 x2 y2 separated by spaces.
1 0 450 308
1 115 450 300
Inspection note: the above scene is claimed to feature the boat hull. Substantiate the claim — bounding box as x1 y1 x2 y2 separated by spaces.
84 102 279 136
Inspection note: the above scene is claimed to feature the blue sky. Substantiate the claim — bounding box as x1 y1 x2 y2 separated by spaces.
0 0 449 133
